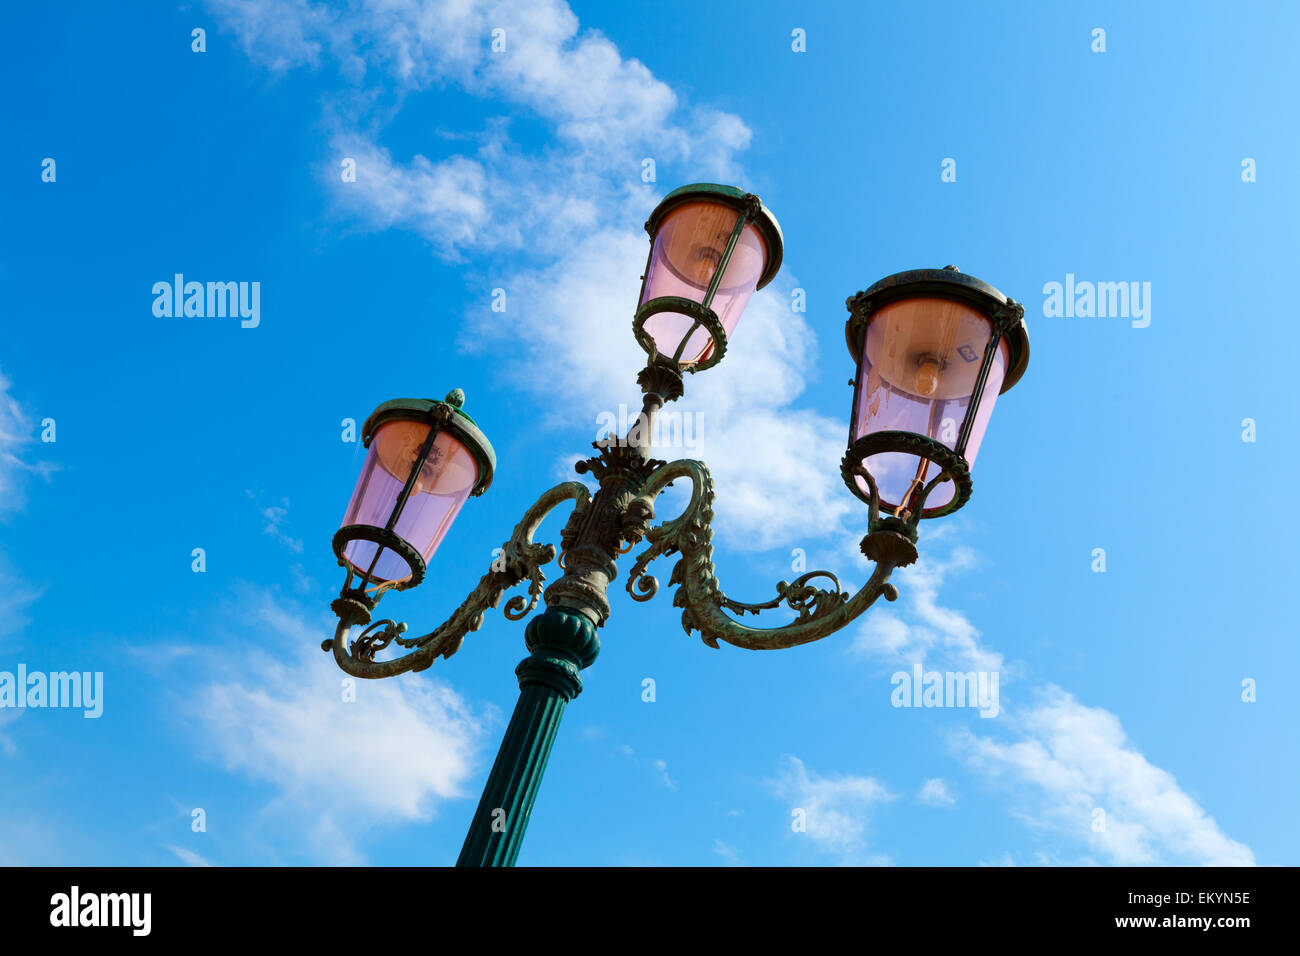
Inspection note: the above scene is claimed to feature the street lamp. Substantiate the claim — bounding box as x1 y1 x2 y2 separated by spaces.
633 183 783 377
329 394 496 669
322 184 1030 866
843 266 1029 520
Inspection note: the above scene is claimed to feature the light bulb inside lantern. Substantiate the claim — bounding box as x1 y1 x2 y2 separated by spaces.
374 420 444 495
690 242 724 287
915 356 942 398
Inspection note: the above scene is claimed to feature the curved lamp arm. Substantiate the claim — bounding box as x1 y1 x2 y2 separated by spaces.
326 481 592 678
624 459 920 651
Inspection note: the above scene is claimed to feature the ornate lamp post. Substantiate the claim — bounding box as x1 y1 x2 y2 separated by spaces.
322 185 1029 866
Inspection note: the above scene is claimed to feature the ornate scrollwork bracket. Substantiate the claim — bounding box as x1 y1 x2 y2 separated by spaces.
325 426 957 668
623 457 925 652
324 481 592 679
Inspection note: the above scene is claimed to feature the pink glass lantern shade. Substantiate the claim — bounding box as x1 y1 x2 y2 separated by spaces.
843 268 1029 519
640 203 767 365
635 184 783 371
339 422 478 585
334 391 496 592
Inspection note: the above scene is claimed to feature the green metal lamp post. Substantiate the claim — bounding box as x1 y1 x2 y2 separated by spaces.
323 184 1030 866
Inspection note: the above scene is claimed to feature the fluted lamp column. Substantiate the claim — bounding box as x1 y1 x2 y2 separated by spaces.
455 607 598 866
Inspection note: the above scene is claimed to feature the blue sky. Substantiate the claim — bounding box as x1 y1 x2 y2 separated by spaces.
1 0 1295 866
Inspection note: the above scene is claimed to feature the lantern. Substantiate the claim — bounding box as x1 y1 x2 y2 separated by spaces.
633 184 783 373
334 389 495 595
843 267 1029 519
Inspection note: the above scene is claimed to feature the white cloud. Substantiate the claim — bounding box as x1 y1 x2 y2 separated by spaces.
672 290 857 549
206 0 334 72
166 844 214 867
0 370 51 642
957 686 1255 866
205 0 848 553
769 755 894 864
609 741 677 790
0 551 44 645
457 226 649 418
0 368 57 518
209 0 741 170
852 542 1003 676
652 757 676 790
858 539 1254 866
712 838 744 866
918 777 957 807
184 589 488 863
246 490 305 554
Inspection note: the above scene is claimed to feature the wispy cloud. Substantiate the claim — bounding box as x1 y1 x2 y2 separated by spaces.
918 778 957 807
165 844 214 867
768 755 894 865
0 367 58 517
852 539 1004 676
606 740 677 790
204 0 848 551
246 490 305 554
651 758 677 791
853 538 1254 866
712 838 744 867
957 686 1255 866
0 370 51 642
0 551 44 646
209 0 745 172
170 588 489 864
